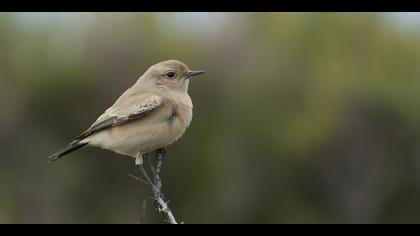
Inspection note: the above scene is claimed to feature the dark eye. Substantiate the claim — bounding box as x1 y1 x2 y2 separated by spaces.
166 72 176 79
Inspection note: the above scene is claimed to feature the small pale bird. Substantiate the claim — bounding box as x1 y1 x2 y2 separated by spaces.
49 59 205 165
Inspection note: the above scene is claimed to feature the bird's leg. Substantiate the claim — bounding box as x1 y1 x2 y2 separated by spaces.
147 154 157 177
155 148 166 173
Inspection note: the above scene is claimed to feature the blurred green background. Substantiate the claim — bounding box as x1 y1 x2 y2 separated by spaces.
1 12 420 224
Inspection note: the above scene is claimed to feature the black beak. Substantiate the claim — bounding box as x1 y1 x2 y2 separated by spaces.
186 70 205 79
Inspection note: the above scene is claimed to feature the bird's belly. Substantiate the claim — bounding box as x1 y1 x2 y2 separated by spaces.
88 115 190 158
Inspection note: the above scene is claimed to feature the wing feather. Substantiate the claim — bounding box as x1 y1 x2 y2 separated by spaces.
71 94 163 143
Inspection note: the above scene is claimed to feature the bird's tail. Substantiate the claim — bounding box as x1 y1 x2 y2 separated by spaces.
48 141 89 163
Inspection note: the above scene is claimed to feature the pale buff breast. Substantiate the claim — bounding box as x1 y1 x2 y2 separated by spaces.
86 95 193 158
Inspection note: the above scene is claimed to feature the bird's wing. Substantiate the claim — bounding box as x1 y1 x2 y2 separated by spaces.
71 93 163 143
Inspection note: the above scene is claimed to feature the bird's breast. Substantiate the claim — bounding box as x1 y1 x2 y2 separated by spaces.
164 102 193 143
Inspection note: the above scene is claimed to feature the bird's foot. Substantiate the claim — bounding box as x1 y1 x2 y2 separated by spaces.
156 148 166 160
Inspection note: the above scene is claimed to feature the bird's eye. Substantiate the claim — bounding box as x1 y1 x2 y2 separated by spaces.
166 72 176 79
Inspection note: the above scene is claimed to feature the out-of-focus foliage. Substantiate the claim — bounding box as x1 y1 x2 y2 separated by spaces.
1 13 420 223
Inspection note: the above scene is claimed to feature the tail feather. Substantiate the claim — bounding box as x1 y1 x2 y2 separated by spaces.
48 142 89 163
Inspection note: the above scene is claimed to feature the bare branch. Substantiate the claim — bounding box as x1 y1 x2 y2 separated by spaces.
127 173 148 184
138 164 178 224
154 151 164 192
138 199 147 224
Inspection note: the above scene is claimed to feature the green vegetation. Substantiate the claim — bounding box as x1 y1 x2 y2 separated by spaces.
1 13 420 223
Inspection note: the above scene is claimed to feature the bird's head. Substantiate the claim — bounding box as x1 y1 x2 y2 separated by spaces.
139 60 205 92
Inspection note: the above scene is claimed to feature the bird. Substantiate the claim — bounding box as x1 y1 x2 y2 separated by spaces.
48 59 205 166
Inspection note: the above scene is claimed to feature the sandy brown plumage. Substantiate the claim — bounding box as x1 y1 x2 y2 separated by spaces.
49 60 204 163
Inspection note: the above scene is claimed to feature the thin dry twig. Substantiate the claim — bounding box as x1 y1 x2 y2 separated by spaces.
127 173 148 184
154 150 164 191
138 199 147 224
139 164 178 224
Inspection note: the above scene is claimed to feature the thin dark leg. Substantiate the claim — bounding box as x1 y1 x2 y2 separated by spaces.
156 148 167 159
155 148 166 179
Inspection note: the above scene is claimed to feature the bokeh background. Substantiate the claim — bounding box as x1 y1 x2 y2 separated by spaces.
1 12 420 224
